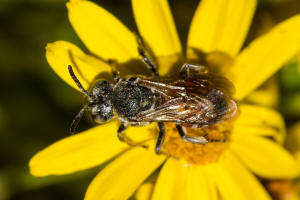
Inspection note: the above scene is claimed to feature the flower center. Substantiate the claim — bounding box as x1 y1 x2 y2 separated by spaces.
160 120 234 165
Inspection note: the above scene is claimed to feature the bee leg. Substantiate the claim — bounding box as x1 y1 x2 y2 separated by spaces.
117 123 128 142
155 122 165 154
135 34 159 78
179 64 207 78
117 123 148 148
176 124 208 144
107 59 121 82
118 123 137 146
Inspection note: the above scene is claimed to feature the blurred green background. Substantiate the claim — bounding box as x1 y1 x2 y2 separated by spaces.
1 0 300 199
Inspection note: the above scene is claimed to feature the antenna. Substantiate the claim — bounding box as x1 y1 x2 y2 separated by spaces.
68 65 93 100
68 65 93 134
70 105 89 134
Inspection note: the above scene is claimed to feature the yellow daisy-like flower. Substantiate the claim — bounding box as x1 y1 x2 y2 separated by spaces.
29 0 300 199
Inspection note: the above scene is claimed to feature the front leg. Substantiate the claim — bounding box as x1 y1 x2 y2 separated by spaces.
117 123 129 142
117 123 137 146
117 122 149 148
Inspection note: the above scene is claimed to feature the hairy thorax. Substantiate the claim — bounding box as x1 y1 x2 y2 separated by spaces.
111 80 155 118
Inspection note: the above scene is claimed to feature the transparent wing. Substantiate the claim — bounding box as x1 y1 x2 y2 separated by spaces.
136 96 210 126
179 63 235 96
136 77 237 127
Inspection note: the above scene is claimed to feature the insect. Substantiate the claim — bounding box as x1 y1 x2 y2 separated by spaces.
68 38 237 154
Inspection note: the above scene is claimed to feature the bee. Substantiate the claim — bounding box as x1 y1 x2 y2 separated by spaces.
68 39 237 154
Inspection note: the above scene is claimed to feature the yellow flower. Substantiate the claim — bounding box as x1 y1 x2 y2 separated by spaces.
29 0 300 199
245 77 279 108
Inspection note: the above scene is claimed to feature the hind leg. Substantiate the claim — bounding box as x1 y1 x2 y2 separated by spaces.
176 124 208 144
177 125 226 144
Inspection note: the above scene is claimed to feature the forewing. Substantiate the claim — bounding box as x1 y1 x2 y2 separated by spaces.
177 78 237 124
136 96 211 126
135 76 236 126
191 73 235 96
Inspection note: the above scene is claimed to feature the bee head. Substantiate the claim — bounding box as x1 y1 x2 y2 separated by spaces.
68 65 114 134
89 80 114 123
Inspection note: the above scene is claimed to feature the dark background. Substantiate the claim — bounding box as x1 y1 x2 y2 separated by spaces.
1 0 300 199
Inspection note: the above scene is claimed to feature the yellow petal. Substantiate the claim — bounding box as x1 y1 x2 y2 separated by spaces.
187 0 256 58
152 159 188 200
131 0 182 58
84 147 165 200
207 151 271 200
29 120 127 176
232 104 285 144
186 165 218 200
230 134 299 178
135 182 154 200
67 0 138 63
228 15 300 100
29 120 159 177
46 41 111 91
245 77 279 108
125 123 157 143
204 163 246 200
